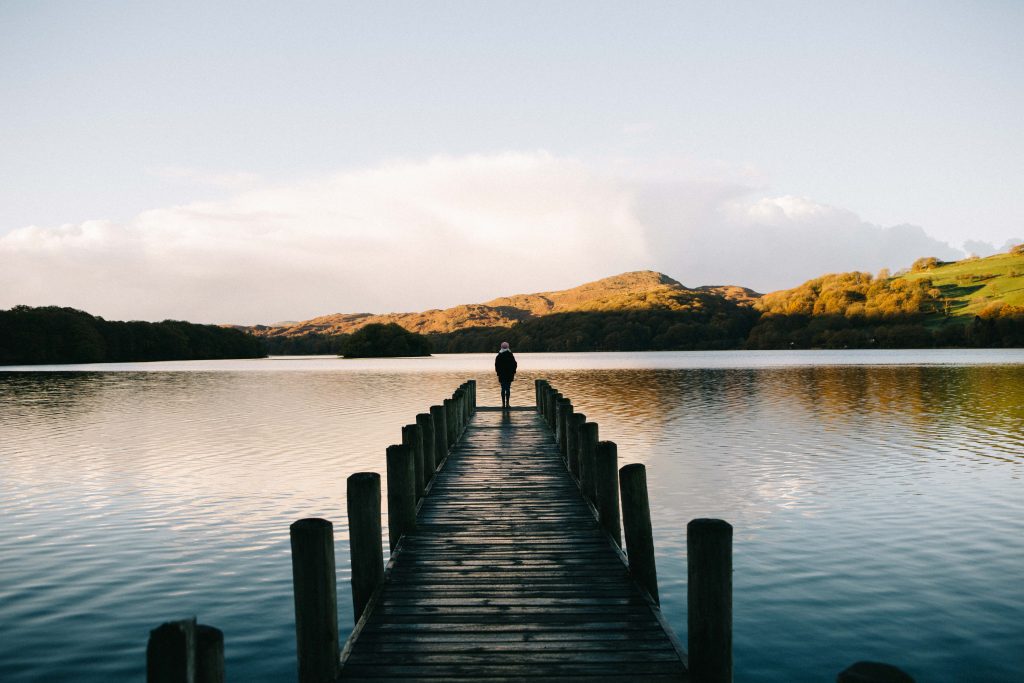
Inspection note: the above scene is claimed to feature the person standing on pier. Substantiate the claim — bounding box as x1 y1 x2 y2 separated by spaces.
494 341 517 408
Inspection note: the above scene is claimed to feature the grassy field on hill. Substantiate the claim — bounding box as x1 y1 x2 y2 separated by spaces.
902 251 1024 319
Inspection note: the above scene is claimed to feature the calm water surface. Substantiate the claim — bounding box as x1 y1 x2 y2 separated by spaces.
1 350 1022 681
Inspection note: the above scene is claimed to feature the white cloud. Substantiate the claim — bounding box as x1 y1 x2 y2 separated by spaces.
0 152 968 324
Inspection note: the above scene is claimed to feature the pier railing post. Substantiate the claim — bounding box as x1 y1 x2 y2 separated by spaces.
289 518 340 683
415 413 435 486
552 393 564 442
580 422 599 504
468 379 476 414
557 399 572 458
430 405 448 467
452 389 463 437
594 441 622 546
347 472 384 622
534 379 542 412
443 398 455 445
688 518 732 683
385 444 417 551
619 463 659 603
402 424 425 501
567 413 585 480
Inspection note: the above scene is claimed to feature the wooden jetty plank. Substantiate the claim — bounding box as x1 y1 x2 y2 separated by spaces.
338 408 687 682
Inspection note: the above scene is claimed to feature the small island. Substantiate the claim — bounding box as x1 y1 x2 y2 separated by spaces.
340 323 431 358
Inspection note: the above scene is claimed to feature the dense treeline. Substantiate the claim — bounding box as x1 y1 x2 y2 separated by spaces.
746 312 1024 349
340 323 431 357
263 332 349 356
429 303 759 353
0 306 265 365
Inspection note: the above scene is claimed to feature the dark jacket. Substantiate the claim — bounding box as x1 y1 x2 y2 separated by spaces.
495 350 517 383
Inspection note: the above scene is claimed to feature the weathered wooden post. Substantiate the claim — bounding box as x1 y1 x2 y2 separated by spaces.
579 421 599 504
534 379 542 411
385 444 417 551
196 625 224 683
594 441 622 546
147 619 223 683
452 389 463 438
619 464 659 603
556 399 572 458
347 472 384 622
402 424 425 501
567 413 585 479
468 379 476 413
415 413 435 485
836 661 915 682
688 518 732 683
462 383 471 422
551 392 563 438
430 405 448 467
443 398 456 446
289 518 340 683
146 618 196 683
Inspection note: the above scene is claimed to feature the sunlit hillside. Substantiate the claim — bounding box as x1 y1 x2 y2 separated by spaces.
901 250 1024 318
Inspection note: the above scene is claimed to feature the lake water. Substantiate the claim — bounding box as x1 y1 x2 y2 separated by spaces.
1 350 1022 681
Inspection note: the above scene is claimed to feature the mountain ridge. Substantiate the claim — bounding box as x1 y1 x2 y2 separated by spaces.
248 270 760 341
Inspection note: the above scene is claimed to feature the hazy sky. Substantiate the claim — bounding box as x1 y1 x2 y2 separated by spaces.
2 1 1022 323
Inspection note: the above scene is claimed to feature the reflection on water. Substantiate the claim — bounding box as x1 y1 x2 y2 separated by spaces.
1 351 1022 681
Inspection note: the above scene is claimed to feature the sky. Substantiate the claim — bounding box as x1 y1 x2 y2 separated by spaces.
1 1 1022 324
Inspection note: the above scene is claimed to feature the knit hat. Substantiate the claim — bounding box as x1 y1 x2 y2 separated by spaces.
500 341 510 350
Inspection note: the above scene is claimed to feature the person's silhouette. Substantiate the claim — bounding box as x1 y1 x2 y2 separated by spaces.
494 341 517 409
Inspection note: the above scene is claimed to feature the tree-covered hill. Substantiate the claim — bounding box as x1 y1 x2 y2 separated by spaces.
250 248 1024 354
747 248 1024 348
0 306 265 365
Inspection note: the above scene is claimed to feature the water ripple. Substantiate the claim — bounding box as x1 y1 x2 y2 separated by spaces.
1 355 1022 681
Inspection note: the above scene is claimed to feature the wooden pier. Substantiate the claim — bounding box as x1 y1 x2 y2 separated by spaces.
145 378 916 683
338 403 688 681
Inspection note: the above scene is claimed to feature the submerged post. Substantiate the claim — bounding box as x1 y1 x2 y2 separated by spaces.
385 444 417 551
147 619 222 683
688 518 733 683
289 518 340 683
580 421 599 504
594 441 621 546
837 662 915 683
567 412 585 479
196 625 224 683
402 424 425 501
415 413 435 486
146 618 196 683
619 463 659 603
347 472 384 622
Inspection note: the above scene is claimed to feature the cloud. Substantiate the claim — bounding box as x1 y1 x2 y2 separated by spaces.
0 152 968 324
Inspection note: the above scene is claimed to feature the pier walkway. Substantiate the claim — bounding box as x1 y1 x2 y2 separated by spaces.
338 405 688 681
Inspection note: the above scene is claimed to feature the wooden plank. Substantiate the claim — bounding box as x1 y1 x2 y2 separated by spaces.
338 409 687 681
